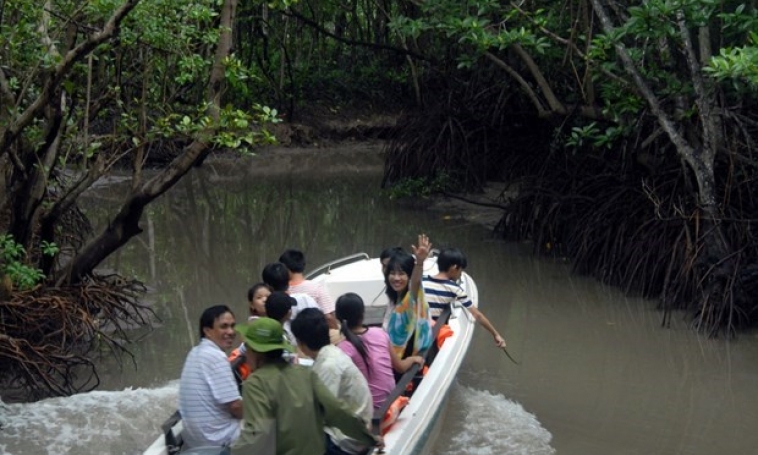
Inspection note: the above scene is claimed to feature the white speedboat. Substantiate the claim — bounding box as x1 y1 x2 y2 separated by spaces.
144 253 478 455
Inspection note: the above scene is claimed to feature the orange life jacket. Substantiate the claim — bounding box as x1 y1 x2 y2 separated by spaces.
380 396 410 435
227 347 250 381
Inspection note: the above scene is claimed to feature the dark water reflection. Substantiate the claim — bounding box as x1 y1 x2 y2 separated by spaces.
64 151 758 454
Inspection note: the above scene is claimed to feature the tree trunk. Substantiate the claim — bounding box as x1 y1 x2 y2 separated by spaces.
589 0 738 333
60 0 239 284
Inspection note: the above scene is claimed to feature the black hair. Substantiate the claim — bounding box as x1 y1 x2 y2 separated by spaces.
290 308 330 351
437 247 467 272
247 282 272 302
261 262 290 292
279 249 306 273
265 291 295 321
383 251 415 303
262 349 284 360
335 293 371 376
379 246 404 263
199 305 234 340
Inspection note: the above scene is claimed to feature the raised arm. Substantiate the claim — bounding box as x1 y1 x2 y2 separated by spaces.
409 234 432 299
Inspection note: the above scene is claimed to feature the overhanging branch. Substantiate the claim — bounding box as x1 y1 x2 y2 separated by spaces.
283 7 432 62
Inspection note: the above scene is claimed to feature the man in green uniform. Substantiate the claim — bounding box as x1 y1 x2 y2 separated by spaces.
232 317 382 455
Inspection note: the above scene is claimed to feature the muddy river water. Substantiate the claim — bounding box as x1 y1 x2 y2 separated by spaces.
1 144 757 455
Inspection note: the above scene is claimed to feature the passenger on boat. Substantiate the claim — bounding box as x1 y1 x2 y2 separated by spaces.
247 282 272 320
178 305 242 452
279 249 338 329
236 290 299 369
384 234 434 358
230 284 271 382
423 247 506 348
264 291 296 344
291 308 374 455
335 292 424 409
261 262 319 321
265 291 302 364
372 247 404 327
232 317 380 455
379 246 405 275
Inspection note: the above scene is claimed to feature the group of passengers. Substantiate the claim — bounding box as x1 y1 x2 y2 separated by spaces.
177 234 506 455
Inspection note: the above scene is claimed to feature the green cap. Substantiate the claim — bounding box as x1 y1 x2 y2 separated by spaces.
235 317 295 353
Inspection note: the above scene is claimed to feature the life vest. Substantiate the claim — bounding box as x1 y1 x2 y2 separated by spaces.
228 347 250 381
436 324 453 348
380 396 409 436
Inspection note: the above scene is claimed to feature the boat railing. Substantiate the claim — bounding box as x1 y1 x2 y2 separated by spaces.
305 253 371 279
371 306 452 435
161 410 182 455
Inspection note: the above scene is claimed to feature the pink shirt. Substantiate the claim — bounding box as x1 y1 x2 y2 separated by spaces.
289 280 335 314
337 327 395 409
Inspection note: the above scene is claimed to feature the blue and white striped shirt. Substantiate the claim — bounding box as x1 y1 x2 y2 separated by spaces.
422 276 472 320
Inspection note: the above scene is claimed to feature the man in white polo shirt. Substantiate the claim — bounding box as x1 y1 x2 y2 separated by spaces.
179 305 243 452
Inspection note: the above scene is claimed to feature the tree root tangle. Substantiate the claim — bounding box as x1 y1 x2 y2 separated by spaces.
0 275 153 401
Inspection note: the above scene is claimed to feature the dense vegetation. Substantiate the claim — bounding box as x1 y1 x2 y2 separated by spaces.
1 0 757 398
383 0 758 337
0 0 414 398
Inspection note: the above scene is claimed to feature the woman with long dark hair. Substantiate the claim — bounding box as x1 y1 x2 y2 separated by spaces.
383 234 434 358
336 293 423 409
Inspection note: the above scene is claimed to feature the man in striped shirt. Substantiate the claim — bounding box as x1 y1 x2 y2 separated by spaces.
423 248 506 349
179 305 243 451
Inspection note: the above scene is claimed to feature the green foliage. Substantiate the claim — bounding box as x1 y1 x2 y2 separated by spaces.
153 103 280 153
566 122 601 149
2 0 284 168
706 29 758 90
41 241 60 257
385 174 452 199
0 235 58 290
565 122 627 151
224 55 259 99
386 0 758 140
223 0 417 111
389 0 550 67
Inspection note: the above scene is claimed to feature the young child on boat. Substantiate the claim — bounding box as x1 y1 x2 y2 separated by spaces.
423 247 506 349
246 282 272 320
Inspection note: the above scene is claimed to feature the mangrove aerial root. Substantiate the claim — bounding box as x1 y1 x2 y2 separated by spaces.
0 275 153 400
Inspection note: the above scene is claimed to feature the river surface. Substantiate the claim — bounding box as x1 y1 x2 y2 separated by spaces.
2 144 758 454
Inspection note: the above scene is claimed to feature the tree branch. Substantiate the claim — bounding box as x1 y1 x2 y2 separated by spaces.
676 11 719 161
283 7 431 62
0 0 141 157
509 1 632 91
589 0 717 210
484 51 548 116
588 1 694 159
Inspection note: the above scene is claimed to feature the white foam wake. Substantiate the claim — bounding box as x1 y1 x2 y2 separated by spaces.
0 382 178 455
436 385 555 455
0 382 553 455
